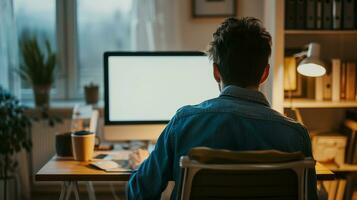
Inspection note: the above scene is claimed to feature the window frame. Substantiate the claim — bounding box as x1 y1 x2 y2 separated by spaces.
18 0 134 100
14 0 62 100
18 0 79 100
56 0 79 100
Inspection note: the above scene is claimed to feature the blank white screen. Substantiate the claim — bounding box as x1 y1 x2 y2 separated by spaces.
108 55 219 121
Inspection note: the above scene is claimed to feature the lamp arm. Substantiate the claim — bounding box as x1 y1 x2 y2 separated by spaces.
293 51 308 58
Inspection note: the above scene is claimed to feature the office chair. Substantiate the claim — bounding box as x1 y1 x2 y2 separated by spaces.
177 147 315 200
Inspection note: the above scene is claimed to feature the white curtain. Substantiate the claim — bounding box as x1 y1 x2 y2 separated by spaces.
0 1 30 199
130 0 181 51
0 0 21 96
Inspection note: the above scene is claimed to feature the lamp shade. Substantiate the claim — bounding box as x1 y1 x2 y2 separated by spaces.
297 43 326 77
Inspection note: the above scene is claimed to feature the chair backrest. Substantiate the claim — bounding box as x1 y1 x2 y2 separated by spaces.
177 147 315 200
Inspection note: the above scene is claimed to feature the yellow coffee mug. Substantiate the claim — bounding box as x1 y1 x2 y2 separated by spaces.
71 131 95 161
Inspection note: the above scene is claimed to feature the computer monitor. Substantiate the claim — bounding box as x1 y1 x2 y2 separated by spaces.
103 52 219 141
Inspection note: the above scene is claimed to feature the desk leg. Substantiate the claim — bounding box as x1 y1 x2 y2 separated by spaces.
59 181 72 200
110 182 120 200
64 181 73 200
86 181 96 200
59 181 81 200
73 181 80 200
59 182 66 200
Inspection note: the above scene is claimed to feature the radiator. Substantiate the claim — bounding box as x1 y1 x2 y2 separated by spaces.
30 118 110 192
31 119 71 188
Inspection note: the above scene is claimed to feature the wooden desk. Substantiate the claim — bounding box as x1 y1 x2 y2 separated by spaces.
36 156 335 182
36 152 335 200
36 151 132 200
36 157 131 182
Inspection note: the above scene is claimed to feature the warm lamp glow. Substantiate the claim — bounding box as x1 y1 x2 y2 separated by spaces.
297 63 326 77
297 43 326 77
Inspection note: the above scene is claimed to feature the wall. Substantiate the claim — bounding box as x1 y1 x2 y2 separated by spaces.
177 0 264 51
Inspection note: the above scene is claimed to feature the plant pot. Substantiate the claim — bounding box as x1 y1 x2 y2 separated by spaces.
33 85 51 108
84 86 99 105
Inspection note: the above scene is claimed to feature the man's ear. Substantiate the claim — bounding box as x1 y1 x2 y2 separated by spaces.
259 64 270 84
213 63 221 83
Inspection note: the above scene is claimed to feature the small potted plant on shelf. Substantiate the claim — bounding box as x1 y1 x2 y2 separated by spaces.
84 82 99 105
0 86 32 200
18 34 56 108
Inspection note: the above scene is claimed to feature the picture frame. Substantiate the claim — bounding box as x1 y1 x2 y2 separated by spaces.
192 0 237 18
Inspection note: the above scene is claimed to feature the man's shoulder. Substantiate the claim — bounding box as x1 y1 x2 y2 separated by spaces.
268 108 308 134
173 97 308 135
173 97 221 119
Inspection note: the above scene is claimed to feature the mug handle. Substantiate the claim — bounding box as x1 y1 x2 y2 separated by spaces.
95 136 101 147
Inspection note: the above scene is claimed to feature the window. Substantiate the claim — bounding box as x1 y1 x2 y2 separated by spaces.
77 0 134 96
12 0 163 100
14 0 57 98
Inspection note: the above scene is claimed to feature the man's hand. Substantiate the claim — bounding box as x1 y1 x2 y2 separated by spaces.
128 149 149 170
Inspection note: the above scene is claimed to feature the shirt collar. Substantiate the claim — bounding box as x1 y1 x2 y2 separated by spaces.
220 85 270 107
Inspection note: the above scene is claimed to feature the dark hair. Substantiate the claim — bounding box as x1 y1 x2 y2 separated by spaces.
207 17 272 87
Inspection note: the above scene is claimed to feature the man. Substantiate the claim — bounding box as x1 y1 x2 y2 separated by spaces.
127 17 317 199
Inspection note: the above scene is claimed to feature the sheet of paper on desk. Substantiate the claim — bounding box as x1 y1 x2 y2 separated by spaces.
105 150 131 160
105 167 132 172
90 160 132 172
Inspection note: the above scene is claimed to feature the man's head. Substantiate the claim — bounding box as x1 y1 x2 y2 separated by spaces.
207 17 272 89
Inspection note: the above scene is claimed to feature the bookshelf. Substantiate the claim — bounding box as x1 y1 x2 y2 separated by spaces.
284 99 357 108
263 1 357 198
324 163 357 173
285 30 357 35
265 0 357 134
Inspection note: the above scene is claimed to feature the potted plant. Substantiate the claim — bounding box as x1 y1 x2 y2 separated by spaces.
18 34 56 108
84 82 99 105
0 86 32 200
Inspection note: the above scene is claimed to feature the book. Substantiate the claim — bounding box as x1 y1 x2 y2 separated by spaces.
306 0 317 29
316 76 324 101
341 61 347 99
333 0 342 29
346 62 356 100
307 76 316 99
323 65 332 100
285 0 297 29
296 0 306 29
317 0 323 29
323 0 333 29
342 0 355 29
284 57 297 91
332 59 341 101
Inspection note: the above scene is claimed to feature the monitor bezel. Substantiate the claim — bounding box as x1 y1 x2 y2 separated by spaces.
104 51 207 125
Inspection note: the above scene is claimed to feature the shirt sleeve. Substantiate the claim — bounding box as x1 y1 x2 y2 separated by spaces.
127 117 176 200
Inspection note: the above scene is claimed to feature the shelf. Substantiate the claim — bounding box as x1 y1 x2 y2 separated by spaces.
322 163 357 173
285 30 357 35
284 99 357 108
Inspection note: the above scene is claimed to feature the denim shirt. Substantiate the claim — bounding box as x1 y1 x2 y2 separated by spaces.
127 85 317 200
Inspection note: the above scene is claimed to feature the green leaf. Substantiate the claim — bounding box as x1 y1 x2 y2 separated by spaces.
18 33 56 86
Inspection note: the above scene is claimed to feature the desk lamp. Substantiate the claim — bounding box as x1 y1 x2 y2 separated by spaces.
287 43 326 124
296 43 326 77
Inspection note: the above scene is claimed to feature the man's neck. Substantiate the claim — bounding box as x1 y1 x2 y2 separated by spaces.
220 83 259 91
